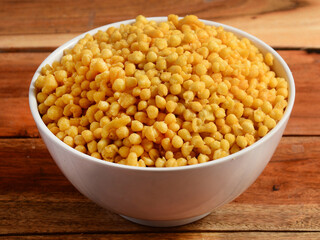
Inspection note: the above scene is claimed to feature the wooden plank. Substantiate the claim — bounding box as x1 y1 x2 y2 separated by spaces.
1 137 320 203
0 198 319 234
0 136 319 235
278 51 320 136
0 138 74 193
1 232 320 240
0 0 319 49
0 52 47 137
0 98 39 137
0 51 319 137
219 0 320 49
235 136 320 205
0 136 319 234
0 34 76 51
0 52 48 137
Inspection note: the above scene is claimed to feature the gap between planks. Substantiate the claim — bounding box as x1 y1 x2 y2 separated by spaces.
1 231 320 239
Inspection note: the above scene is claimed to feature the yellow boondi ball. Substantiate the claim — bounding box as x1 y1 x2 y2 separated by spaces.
35 14 288 167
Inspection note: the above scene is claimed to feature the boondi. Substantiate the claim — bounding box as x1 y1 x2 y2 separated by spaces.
35 14 289 167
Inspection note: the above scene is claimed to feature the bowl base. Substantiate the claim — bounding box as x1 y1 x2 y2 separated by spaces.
120 212 211 227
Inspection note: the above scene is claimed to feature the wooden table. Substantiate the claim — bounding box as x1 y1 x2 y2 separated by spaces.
1 0 320 239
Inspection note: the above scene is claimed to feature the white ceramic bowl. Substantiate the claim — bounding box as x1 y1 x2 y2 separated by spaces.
29 17 295 227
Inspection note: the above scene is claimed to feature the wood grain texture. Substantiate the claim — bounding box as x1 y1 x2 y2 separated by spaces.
280 51 320 135
0 136 319 235
0 0 319 49
1 232 320 240
1 137 320 203
1 198 319 234
0 98 39 137
0 0 318 238
0 52 49 137
0 51 319 137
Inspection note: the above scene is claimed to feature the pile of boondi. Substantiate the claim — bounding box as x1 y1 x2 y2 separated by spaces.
35 15 289 167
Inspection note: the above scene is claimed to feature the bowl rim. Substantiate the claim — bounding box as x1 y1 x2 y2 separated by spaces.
29 16 295 172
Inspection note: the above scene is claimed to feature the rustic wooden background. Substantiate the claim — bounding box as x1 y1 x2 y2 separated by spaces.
0 0 320 239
